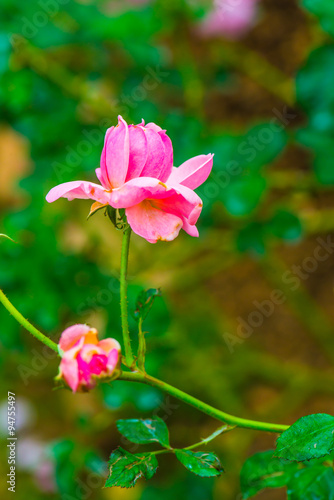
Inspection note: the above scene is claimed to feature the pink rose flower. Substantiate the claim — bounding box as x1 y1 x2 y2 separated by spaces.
46 116 213 243
57 324 121 392
198 0 259 40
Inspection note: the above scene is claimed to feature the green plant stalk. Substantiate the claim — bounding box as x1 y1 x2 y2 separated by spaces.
0 289 58 352
137 317 146 372
120 226 134 368
142 424 236 457
184 424 236 451
118 371 289 433
1 286 288 433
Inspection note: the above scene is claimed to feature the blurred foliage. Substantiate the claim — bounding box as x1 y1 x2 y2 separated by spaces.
240 448 334 499
1 0 334 499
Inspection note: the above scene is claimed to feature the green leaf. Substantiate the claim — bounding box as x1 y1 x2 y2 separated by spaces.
267 210 303 241
134 288 162 322
296 45 334 130
105 448 158 488
297 128 334 184
222 176 267 216
240 450 299 499
296 50 334 184
287 466 334 500
86 202 107 220
302 0 334 38
0 33 11 75
234 122 288 171
140 475 215 500
275 414 334 462
117 417 170 447
51 439 80 496
313 150 334 185
175 450 224 478
236 222 266 256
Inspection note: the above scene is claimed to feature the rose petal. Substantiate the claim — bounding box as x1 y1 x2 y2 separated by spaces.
88 354 108 375
59 356 79 392
99 126 114 188
95 167 110 189
181 219 199 237
108 177 172 208
143 122 163 132
79 343 106 362
168 154 213 190
101 116 129 188
140 128 166 179
125 125 148 181
98 338 121 354
126 200 183 243
155 183 203 225
59 325 98 352
107 348 119 372
158 131 173 182
46 181 112 205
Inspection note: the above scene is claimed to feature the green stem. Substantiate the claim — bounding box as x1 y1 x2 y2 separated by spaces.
120 226 134 368
118 371 289 433
184 424 236 451
147 424 236 456
0 285 288 434
0 289 58 353
137 317 146 372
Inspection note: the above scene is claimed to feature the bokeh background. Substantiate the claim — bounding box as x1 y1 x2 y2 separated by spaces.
1 0 334 498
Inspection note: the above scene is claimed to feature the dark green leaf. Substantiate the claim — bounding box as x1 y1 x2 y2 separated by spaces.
287 465 334 500
51 439 80 496
296 45 334 129
275 414 334 462
236 222 266 256
117 417 170 447
234 123 288 171
134 288 162 322
140 475 215 500
240 450 299 499
267 210 303 241
0 33 11 75
175 450 224 478
302 0 334 38
313 147 334 185
297 128 334 184
105 448 158 488
222 176 267 216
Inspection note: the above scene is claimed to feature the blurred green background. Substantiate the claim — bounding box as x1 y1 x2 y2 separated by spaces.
1 0 334 498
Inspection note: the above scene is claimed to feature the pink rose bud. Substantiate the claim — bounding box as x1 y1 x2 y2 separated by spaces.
57 324 121 392
46 116 213 243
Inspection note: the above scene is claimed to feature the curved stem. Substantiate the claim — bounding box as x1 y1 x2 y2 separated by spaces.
118 371 289 433
1 282 288 433
120 226 134 368
0 289 58 352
